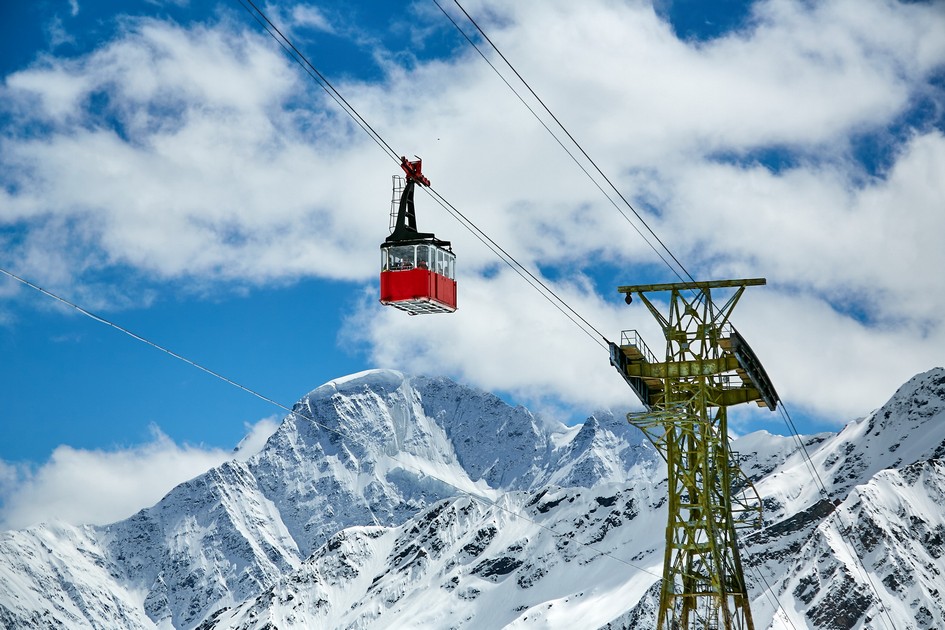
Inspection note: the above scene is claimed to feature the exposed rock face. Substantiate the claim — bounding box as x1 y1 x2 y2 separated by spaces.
743 368 945 629
2 367 944 629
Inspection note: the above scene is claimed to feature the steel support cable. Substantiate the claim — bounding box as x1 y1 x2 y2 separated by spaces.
832 488 898 630
441 0 696 286
429 0 684 285
233 5 851 615
744 562 801 630
730 404 896 630
0 265 660 583
777 404 827 500
433 2 853 518
425 185 608 348
237 0 610 349
775 403 898 630
439 6 897 625
237 0 400 163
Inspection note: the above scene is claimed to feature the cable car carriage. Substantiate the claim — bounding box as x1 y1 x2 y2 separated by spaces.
380 157 457 315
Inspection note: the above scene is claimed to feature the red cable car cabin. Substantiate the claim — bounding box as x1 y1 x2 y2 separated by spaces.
381 241 456 314
380 157 457 315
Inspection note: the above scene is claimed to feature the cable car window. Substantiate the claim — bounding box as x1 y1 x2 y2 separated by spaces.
417 244 431 270
385 245 416 271
435 248 445 276
446 250 455 279
438 250 454 280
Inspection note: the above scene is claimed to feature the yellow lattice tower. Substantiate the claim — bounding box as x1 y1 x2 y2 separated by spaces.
609 278 779 630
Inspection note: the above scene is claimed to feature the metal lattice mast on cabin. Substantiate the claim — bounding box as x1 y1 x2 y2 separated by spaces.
609 279 779 630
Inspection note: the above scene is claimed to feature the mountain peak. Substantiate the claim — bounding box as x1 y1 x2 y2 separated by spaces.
306 368 409 401
5 369 945 629
868 366 945 435
751 365 945 521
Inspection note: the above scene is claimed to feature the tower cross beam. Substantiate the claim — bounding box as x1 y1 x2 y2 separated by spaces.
612 277 775 630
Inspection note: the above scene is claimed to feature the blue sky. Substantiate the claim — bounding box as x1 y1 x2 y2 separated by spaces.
1 0 943 529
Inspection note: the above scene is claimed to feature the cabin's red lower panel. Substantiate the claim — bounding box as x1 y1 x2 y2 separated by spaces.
380 269 457 314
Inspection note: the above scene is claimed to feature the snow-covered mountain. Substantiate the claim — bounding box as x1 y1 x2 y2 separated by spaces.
741 367 945 630
2 367 944 629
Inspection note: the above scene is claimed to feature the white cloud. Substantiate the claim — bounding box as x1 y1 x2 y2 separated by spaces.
456 0 945 163
348 0 944 424
735 289 945 420
1 0 943 426
343 268 663 416
659 131 945 320
233 415 281 460
1 17 388 289
0 418 280 531
46 15 76 49
289 4 334 33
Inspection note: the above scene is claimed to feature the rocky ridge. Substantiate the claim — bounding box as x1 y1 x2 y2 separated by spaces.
2 367 944 629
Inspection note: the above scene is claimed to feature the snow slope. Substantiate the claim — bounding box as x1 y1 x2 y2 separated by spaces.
742 367 945 629
2 367 944 629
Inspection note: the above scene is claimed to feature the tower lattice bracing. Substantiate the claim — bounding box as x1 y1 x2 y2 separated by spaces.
609 279 779 630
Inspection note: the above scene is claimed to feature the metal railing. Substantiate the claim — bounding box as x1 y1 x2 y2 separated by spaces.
619 329 659 364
